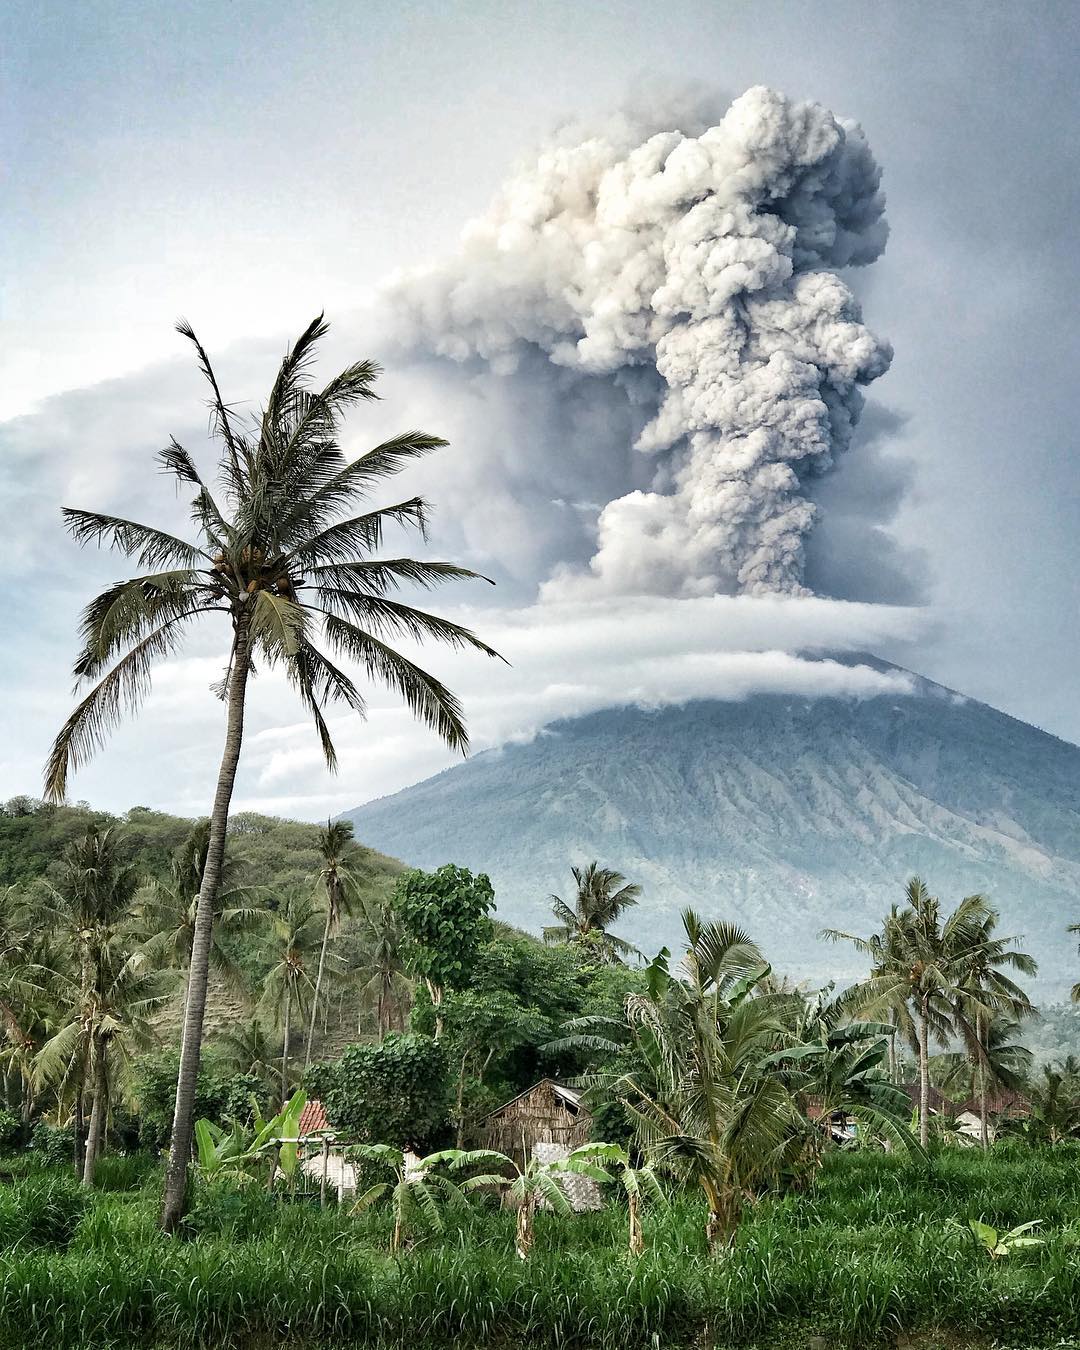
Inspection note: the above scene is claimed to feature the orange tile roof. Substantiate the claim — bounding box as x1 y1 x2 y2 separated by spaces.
298 1098 331 1135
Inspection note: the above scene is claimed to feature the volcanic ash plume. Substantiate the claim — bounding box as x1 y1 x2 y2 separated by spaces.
390 86 892 597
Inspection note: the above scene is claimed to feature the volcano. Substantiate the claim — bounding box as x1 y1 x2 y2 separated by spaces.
345 661 1080 998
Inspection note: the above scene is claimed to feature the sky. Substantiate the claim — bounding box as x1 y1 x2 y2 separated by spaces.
4 0 1080 820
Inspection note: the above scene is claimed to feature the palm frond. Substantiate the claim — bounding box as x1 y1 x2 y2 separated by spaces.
307 558 493 596
287 499 430 568
319 613 471 751
314 592 505 661
45 610 205 800
62 508 207 569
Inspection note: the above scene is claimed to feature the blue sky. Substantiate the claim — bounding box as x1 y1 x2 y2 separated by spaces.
4 1 1080 817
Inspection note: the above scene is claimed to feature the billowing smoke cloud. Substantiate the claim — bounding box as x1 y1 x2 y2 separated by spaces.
389 85 892 597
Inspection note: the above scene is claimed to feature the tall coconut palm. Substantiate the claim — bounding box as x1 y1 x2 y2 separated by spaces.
940 1015 1032 1112
217 1016 280 1101
1069 923 1080 1002
259 892 325 1105
0 888 36 1097
822 905 913 1084
950 907 1036 1149
829 879 994 1147
543 862 641 962
44 315 502 1230
1025 1060 1080 1144
353 896 410 1038
36 828 166 1184
36 943 168 1186
304 819 368 1069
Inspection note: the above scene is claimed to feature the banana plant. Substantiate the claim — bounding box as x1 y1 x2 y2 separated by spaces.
428 1145 610 1259
194 1089 306 1182
965 1217 1044 1259
564 1142 666 1255
348 1143 489 1253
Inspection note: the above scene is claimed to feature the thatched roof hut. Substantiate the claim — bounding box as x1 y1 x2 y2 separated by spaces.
477 1079 592 1167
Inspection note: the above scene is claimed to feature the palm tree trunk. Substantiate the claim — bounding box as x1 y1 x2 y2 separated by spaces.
81 1044 107 1188
73 1085 85 1179
978 1011 990 1151
918 995 931 1149
888 1006 898 1084
281 983 292 1107
161 617 251 1234
456 1052 467 1148
304 913 332 1071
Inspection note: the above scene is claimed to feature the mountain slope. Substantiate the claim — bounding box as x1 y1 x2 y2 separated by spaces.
345 665 1080 997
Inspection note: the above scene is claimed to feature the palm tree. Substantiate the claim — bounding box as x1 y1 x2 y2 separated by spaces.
44 315 502 1230
36 944 167 1186
543 863 641 962
353 896 410 1038
763 992 923 1170
0 888 39 1118
1069 924 1080 1002
822 905 913 1085
556 911 794 1252
35 828 167 1184
217 1016 280 1100
940 1015 1032 1115
1024 1060 1080 1144
950 907 1036 1149
0 925 62 1126
304 819 368 1069
134 820 265 1010
828 879 995 1147
259 892 325 1105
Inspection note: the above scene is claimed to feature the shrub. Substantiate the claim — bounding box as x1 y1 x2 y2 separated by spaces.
307 1033 451 1149
0 1110 24 1153
180 1179 282 1241
29 1121 74 1167
0 1174 86 1249
134 1051 264 1151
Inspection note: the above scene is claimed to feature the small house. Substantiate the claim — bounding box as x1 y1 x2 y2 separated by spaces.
478 1079 592 1169
297 1097 357 1197
897 1083 956 1122
956 1088 1030 1143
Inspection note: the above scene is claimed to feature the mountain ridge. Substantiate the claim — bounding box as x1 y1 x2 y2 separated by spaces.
345 659 1080 998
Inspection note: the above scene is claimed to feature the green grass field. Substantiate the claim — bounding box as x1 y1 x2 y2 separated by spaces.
1 1147 1078 1350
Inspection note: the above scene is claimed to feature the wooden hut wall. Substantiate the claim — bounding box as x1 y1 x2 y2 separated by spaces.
479 1081 591 1164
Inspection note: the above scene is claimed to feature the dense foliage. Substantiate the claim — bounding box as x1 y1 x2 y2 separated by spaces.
132 1052 263 1152
396 863 495 1003
307 1034 452 1149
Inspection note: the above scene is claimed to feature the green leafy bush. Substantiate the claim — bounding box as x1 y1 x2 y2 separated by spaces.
180 1179 282 1241
308 1033 451 1149
29 1121 74 1167
134 1051 264 1151
0 1110 24 1152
